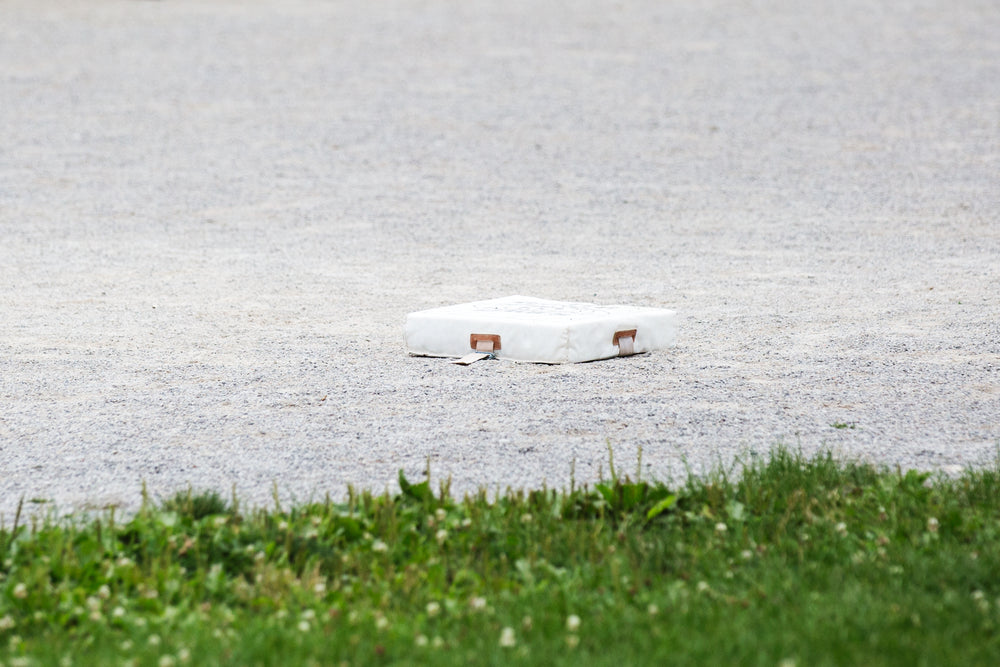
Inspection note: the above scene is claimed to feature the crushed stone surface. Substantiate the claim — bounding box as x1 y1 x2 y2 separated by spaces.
1 0 998 518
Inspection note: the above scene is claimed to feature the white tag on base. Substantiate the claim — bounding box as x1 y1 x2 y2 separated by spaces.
406 295 677 364
451 352 493 366
617 334 634 356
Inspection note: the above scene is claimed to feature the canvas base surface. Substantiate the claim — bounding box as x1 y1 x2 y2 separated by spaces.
405 296 678 364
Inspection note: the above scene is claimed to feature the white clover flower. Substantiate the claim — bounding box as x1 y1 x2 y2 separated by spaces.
566 614 581 632
86 596 102 611
213 516 227 528
116 556 134 568
121 640 133 651
0 615 15 630
177 647 190 663
715 522 727 533
521 513 533 524
158 656 176 667
696 581 710 593
298 620 311 632
13 583 27 599
148 634 161 646
647 604 659 616
375 616 389 630
415 634 428 647
927 517 940 533
835 522 848 536
469 596 487 611
372 540 388 553
432 636 445 648
301 609 316 620
461 517 472 529
435 529 448 545
314 582 326 595
426 601 441 617
278 521 289 531
499 627 516 648
98 584 111 599
565 634 580 649
113 607 126 619
521 615 532 631
435 508 447 522
741 549 754 560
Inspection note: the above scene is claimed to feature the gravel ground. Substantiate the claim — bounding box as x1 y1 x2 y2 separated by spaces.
1 0 998 519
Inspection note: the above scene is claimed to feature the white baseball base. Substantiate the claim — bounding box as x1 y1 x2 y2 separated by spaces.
404 295 677 364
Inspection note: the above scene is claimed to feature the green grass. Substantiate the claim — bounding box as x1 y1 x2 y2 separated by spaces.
2 448 1000 666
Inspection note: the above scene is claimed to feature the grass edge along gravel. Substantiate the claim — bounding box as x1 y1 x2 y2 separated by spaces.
2 447 1000 666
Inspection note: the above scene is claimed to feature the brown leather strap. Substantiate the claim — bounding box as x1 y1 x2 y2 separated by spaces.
470 333 501 352
613 329 637 356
